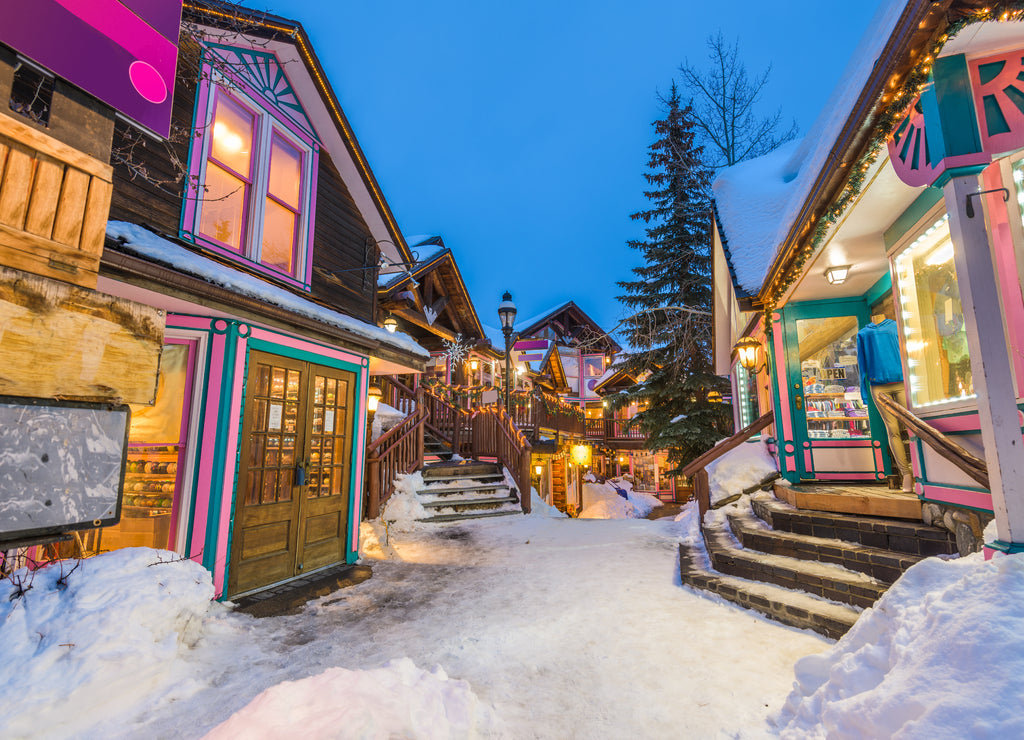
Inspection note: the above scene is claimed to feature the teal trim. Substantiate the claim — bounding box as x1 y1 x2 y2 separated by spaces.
247 336 363 373
183 331 216 558
931 164 990 188
204 321 242 576
987 540 1024 554
883 188 944 249
347 366 367 558
779 298 885 480
927 55 984 160
865 272 893 307
920 479 991 495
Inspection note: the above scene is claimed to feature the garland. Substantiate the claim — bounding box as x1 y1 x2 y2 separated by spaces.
762 4 1024 317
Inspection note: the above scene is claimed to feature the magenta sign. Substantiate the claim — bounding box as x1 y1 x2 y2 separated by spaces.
3 0 182 138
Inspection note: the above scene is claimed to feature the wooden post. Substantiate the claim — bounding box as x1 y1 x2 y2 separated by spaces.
520 450 532 513
694 469 710 519
366 457 381 520
944 173 1024 550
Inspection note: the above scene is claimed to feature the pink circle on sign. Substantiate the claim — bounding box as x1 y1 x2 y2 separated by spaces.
129 61 168 104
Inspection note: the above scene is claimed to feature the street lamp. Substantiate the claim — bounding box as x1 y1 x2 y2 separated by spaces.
498 290 517 409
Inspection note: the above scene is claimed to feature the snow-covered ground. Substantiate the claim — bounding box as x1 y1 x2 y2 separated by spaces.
3 497 1023 738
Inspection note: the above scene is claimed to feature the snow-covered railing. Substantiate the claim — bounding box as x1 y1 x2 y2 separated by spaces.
365 403 427 519
470 404 532 513
680 412 775 519
378 375 418 417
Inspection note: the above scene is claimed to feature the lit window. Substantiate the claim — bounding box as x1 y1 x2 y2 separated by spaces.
893 214 974 407
190 86 315 286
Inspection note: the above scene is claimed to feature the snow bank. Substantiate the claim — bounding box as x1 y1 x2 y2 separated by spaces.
526 486 567 518
706 438 778 506
204 658 501 740
380 472 430 531
370 402 407 442
775 553 1024 738
0 548 216 737
578 478 662 519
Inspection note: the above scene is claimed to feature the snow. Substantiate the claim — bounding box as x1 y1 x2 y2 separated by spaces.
579 477 663 519
712 0 910 295
706 437 779 506
106 221 429 358
775 552 1024 738
6 484 1024 738
369 402 406 442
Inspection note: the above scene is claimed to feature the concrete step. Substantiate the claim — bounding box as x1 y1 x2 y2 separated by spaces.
726 507 924 584
420 473 507 485
679 543 860 640
702 519 888 609
751 493 957 556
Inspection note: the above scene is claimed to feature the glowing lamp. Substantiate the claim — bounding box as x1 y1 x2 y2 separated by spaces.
470 358 479 371
534 464 542 476
734 336 762 372
571 444 591 466
383 315 398 333
367 385 383 413
824 265 851 285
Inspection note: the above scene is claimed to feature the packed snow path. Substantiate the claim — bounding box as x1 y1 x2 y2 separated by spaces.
49 513 819 738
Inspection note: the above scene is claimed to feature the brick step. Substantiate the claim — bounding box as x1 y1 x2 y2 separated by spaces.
702 520 888 609
421 509 522 523
725 508 923 584
679 543 860 640
751 493 956 556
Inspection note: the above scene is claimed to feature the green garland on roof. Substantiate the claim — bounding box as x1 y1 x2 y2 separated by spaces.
763 3 1024 317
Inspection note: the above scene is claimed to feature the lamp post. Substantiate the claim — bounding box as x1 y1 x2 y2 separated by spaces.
498 290 517 410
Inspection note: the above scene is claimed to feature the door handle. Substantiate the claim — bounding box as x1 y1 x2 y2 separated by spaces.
295 460 307 486
794 395 803 410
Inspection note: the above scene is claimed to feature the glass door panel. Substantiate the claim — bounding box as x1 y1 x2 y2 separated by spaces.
795 315 871 441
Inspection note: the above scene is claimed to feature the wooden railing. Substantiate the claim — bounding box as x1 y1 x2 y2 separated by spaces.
422 384 473 457
512 390 584 437
365 405 427 519
680 412 775 518
378 374 418 417
470 404 533 513
0 113 113 289
874 393 989 489
584 418 645 441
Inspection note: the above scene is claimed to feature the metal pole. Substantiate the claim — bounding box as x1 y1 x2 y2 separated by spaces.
504 328 512 410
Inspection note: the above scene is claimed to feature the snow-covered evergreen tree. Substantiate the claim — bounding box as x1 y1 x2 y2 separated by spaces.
614 83 732 469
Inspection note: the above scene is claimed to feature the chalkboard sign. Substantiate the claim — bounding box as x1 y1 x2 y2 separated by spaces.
0 396 130 547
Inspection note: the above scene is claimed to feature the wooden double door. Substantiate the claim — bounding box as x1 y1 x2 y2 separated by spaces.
228 351 355 596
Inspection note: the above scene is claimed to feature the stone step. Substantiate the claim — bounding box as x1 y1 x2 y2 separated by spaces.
751 493 957 556
726 507 923 584
702 520 888 609
679 543 860 640
419 473 507 486
421 509 523 523
420 494 519 510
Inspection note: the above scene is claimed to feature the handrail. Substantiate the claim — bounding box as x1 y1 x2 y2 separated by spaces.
378 375 417 416
365 407 427 519
680 412 775 478
470 404 533 513
874 392 989 490
680 412 774 518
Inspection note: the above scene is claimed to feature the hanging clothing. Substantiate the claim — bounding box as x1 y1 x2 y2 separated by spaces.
856 320 904 401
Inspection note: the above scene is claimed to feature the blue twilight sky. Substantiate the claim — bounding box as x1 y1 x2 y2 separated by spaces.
260 0 882 339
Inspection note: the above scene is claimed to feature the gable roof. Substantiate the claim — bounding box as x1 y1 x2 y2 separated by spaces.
515 300 621 354
184 0 414 267
712 0 926 303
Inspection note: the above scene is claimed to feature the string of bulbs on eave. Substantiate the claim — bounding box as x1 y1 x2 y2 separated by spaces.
761 2 1024 319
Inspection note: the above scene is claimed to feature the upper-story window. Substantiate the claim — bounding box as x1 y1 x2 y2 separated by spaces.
183 46 319 290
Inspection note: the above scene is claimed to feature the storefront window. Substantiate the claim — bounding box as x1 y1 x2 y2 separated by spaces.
893 214 974 407
796 316 870 440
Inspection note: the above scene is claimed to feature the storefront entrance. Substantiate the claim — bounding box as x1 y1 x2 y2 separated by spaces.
781 300 889 482
228 351 355 596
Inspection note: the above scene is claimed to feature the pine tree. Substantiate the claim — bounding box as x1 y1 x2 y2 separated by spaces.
614 83 732 469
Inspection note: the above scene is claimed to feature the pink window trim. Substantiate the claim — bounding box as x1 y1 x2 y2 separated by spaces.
182 53 319 292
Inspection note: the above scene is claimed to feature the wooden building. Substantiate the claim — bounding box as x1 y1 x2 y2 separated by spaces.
90 2 427 598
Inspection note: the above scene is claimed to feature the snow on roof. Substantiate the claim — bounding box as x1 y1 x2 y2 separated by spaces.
480 322 506 350
712 0 909 296
377 236 449 289
516 301 575 333
106 221 429 358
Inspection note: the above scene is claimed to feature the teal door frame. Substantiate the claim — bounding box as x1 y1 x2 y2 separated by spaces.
779 298 890 482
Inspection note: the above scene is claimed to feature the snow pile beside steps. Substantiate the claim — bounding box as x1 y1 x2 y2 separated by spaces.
204 658 504 739
0 548 217 737
775 552 1024 738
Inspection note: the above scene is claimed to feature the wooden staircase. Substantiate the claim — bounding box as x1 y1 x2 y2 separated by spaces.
423 429 454 463
415 461 521 522
679 490 957 639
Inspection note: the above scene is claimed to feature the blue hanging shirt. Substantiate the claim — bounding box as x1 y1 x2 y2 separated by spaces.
856 320 904 400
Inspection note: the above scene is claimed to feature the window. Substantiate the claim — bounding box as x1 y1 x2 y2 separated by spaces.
186 82 316 288
893 214 974 408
